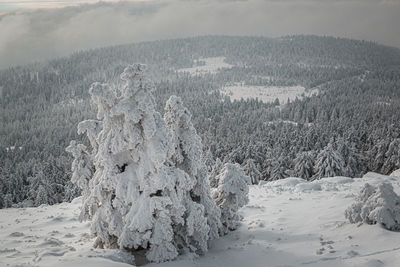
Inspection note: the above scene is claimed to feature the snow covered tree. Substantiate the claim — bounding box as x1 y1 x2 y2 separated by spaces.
65 140 95 220
77 119 103 155
370 139 388 173
312 143 346 180
293 151 315 180
164 95 221 248
243 158 261 184
345 183 400 231
3 193 13 208
203 149 215 173
269 156 290 181
70 65 223 263
382 139 400 175
336 137 363 178
214 163 250 234
27 168 56 206
80 65 189 262
209 157 223 188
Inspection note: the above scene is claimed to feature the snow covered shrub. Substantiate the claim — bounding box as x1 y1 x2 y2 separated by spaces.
67 65 223 263
345 183 400 231
214 163 251 234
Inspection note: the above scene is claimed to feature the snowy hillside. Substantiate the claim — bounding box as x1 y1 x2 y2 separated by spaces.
2 172 399 267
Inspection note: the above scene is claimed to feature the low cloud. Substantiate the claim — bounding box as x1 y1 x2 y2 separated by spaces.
0 0 399 69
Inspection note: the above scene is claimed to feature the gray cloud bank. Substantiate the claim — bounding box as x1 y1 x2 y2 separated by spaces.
0 0 399 69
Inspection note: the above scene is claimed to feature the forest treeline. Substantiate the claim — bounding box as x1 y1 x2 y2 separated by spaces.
1 35 400 208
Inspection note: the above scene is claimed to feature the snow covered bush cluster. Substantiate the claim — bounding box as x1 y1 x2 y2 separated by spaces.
345 182 400 231
67 64 249 263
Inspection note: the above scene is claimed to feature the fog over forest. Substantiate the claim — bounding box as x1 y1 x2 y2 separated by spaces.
0 0 399 69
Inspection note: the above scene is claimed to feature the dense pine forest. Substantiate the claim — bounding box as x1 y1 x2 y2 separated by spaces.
1 35 400 208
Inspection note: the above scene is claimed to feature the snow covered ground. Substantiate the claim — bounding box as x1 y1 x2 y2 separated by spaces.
1 172 400 267
177 57 233 75
221 83 319 104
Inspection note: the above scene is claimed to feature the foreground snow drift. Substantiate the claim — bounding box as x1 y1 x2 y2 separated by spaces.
1 172 400 267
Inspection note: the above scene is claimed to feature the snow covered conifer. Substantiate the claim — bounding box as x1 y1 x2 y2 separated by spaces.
312 143 346 180
345 183 400 231
293 151 315 180
83 64 189 262
214 163 250 234
269 157 290 181
65 140 95 220
203 149 215 173
382 139 400 175
27 168 56 206
164 95 221 244
209 157 224 188
69 64 224 263
243 158 261 184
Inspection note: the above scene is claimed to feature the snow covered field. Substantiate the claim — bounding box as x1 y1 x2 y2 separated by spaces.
177 57 233 75
1 172 400 267
221 83 319 104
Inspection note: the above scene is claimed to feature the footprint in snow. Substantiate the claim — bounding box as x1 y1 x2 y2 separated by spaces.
9 232 24 237
37 237 64 247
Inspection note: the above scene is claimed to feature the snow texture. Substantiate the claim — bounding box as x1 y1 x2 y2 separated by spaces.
2 172 400 267
345 182 400 231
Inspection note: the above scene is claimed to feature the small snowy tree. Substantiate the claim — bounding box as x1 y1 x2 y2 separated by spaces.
293 151 315 180
65 140 95 220
214 163 250 234
243 158 261 184
164 95 221 250
312 143 346 180
345 183 400 231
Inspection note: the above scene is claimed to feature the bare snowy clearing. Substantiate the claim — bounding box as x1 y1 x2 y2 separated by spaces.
221 83 319 104
177 57 233 76
1 172 400 267
266 120 313 127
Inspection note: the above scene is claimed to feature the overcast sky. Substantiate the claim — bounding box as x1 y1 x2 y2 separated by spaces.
0 0 399 69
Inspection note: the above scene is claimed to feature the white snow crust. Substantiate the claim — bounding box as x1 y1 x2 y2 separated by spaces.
1 172 400 267
221 83 319 104
177 57 233 76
